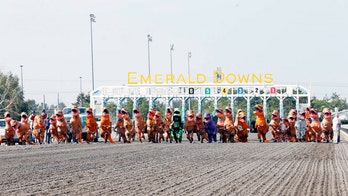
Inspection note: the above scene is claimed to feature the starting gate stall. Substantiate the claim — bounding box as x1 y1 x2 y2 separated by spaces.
90 83 311 122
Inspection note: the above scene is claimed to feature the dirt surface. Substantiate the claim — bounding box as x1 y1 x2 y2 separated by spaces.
1 131 348 196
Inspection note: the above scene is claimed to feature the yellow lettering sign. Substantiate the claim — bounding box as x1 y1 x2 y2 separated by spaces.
140 74 151 84
127 71 274 85
128 72 137 84
196 74 206 84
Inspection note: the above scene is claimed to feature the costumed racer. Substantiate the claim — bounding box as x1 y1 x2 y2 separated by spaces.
170 108 183 143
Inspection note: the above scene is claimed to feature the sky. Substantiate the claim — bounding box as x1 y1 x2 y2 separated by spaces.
1 0 348 106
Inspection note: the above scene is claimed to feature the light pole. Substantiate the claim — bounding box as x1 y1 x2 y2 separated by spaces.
147 34 152 75
90 14 96 91
187 52 192 110
79 76 82 93
80 76 83 107
20 65 23 91
43 94 46 110
170 44 174 75
188 52 192 76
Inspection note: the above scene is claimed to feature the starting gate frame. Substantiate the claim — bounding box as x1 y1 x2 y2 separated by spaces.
90 84 310 122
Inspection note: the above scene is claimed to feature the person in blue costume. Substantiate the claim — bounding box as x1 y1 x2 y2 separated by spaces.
170 108 184 143
204 113 217 143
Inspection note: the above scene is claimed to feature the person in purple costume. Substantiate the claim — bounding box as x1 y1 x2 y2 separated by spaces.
204 113 217 143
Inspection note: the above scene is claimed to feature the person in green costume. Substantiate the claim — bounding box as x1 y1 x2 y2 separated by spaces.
170 108 183 143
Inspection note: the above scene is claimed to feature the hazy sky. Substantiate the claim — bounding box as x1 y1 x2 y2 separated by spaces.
1 0 347 105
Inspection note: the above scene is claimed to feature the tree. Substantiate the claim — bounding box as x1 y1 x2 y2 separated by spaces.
74 93 90 107
153 100 165 118
329 92 348 111
202 98 214 114
59 102 67 110
217 97 230 109
25 99 38 113
311 92 348 113
283 98 296 117
105 101 117 123
137 98 150 119
234 97 247 113
123 98 134 119
266 97 280 120
0 72 26 119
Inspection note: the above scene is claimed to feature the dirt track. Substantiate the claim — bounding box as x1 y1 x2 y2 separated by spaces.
1 131 348 196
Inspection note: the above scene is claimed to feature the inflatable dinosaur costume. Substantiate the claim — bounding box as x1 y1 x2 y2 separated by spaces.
171 108 183 143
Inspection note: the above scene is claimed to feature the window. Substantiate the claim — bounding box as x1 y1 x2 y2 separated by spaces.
62 108 72 115
0 120 5 127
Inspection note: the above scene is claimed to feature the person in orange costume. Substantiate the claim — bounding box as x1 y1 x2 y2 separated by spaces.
163 107 173 143
304 107 312 141
184 110 196 143
146 109 156 143
234 110 249 142
269 110 281 142
70 105 83 144
115 109 126 143
309 108 322 142
16 112 31 145
281 118 290 142
154 111 165 143
121 108 134 143
3 112 15 145
321 107 333 142
286 109 297 142
9 119 21 144
305 107 311 122
99 107 115 144
56 110 69 144
224 107 236 143
85 107 99 144
253 104 269 142
33 115 45 144
215 108 226 142
49 114 58 142
133 108 146 143
195 113 208 143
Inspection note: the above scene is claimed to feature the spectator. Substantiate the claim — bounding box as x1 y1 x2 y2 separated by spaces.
41 109 48 120
295 110 307 142
28 111 36 143
333 114 342 144
29 111 36 127
45 116 51 144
